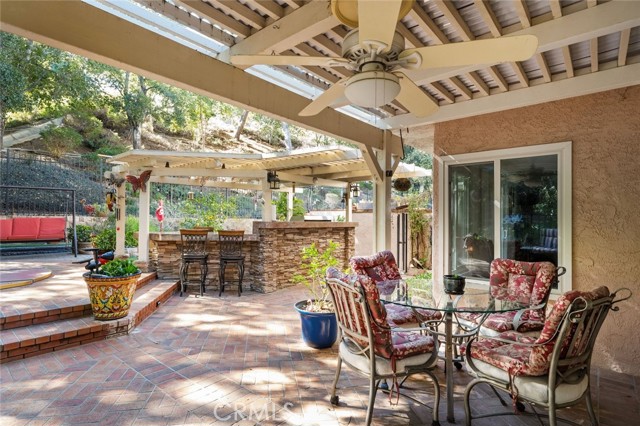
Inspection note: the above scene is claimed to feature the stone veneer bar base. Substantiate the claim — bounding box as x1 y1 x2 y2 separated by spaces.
149 221 356 293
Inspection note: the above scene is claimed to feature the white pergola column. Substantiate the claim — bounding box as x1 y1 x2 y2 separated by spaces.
287 188 294 221
344 183 352 222
262 181 273 222
373 147 393 253
137 185 150 263
114 183 126 257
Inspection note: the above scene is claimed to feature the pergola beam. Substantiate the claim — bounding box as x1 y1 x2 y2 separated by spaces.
0 0 394 150
384 61 640 128
404 1 640 85
218 0 338 61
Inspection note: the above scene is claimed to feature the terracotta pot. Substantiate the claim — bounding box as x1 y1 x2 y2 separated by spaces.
83 272 140 320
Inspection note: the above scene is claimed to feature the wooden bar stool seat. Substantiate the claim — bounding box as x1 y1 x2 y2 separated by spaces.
218 230 245 296
179 228 210 297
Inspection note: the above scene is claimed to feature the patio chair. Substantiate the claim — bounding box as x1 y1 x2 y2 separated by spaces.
325 268 441 426
179 228 210 297
463 286 631 426
350 251 442 326
218 230 245 296
457 258 564 336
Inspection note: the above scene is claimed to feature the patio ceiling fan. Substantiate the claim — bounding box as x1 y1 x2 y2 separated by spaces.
231 0 538 118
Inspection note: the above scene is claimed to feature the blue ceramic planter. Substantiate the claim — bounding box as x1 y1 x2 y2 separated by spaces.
294 300 338 349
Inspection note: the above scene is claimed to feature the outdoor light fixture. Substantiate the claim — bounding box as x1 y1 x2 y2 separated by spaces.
187 191 194 200
350 183 360 198
165 161 170 168
344 71 401 108
267 171 281 190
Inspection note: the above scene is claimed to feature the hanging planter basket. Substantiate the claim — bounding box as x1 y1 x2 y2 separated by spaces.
393 178 412 192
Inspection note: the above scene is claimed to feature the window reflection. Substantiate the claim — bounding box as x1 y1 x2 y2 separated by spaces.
501 155 558 266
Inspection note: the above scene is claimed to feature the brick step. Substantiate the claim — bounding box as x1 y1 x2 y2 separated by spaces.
0 277 178 363
0 272 157 330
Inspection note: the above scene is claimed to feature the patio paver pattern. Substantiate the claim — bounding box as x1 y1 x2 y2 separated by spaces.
0 260 638 425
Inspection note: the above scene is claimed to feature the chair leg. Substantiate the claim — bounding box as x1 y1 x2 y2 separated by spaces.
218 261 225 296
424 369 441 426
364 375 378 426
585 388 598 426
330 357 342 405
199 260 205 297
179 262 186 296
238 261 244 296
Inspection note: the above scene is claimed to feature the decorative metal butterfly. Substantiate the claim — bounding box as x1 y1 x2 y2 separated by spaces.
125 170 152 193
106 173 125 188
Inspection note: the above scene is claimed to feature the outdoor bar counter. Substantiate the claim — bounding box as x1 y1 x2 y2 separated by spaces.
148 221 356 293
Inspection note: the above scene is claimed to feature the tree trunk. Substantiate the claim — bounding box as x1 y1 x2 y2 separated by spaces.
234 110 249 141
282 121 292 150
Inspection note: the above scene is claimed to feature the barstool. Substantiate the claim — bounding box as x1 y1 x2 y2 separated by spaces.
218 230 245 296
179 228 210 297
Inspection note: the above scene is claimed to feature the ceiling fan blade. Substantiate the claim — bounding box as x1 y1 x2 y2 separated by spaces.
358 0 403 50
399 35 539 69
230 54 348 67
299 83 347 117
394 72 439 117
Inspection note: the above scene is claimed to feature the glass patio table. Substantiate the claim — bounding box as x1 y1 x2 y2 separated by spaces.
377 280 527 423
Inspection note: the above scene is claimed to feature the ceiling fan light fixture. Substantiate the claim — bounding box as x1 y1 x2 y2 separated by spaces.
344 71 400 108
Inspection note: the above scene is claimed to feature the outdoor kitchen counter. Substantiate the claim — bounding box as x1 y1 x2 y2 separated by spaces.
148 221 356 293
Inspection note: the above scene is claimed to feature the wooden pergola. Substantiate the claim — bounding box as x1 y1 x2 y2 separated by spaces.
107 146 430 262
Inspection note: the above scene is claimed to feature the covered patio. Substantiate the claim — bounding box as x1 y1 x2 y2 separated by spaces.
2 1 639 424
0 254 637 425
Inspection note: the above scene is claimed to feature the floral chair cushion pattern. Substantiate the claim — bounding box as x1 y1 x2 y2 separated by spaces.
350 250 402 282
326 267 434 361
478 258 557 332
469 286 610 377
349 252 442 324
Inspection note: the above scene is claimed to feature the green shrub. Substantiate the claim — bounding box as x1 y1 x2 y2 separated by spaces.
100 258 139 277
40 125 83 158
67 224 94 242
292 241 340 312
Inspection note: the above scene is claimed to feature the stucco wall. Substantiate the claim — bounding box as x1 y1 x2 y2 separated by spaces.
433 85 640 376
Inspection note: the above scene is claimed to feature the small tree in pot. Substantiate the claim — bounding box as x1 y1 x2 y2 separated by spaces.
292 241 340 348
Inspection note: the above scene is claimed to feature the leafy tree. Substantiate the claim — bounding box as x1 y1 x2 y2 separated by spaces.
0 32 99 148
179 192 237 230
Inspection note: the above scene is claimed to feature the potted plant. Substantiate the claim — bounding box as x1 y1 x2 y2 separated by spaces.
82 258 141 320
443 273 466 294
292 241 340 349
67 224 94 254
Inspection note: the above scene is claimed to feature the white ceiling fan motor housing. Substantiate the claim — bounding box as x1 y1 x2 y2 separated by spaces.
345 71 401 108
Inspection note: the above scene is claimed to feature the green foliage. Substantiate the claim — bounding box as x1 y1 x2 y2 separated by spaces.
0 32 100 127
100 258 140 277
274 193 306 221
40 125 83 158
292 241 340 312
179 192 236 230
91 216 139 250
67 224 94 242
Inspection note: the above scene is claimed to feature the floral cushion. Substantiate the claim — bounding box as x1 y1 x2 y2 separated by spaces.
469 286 611 377
391 331 435 359
350 250 402 282
326 267 393 358
481 259 557 333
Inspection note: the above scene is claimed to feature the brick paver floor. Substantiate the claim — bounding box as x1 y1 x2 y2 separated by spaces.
1 283 638 425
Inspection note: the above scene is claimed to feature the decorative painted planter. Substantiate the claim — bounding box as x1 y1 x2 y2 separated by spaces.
294 300 338 349
443 274 466 294
83 272 140 320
